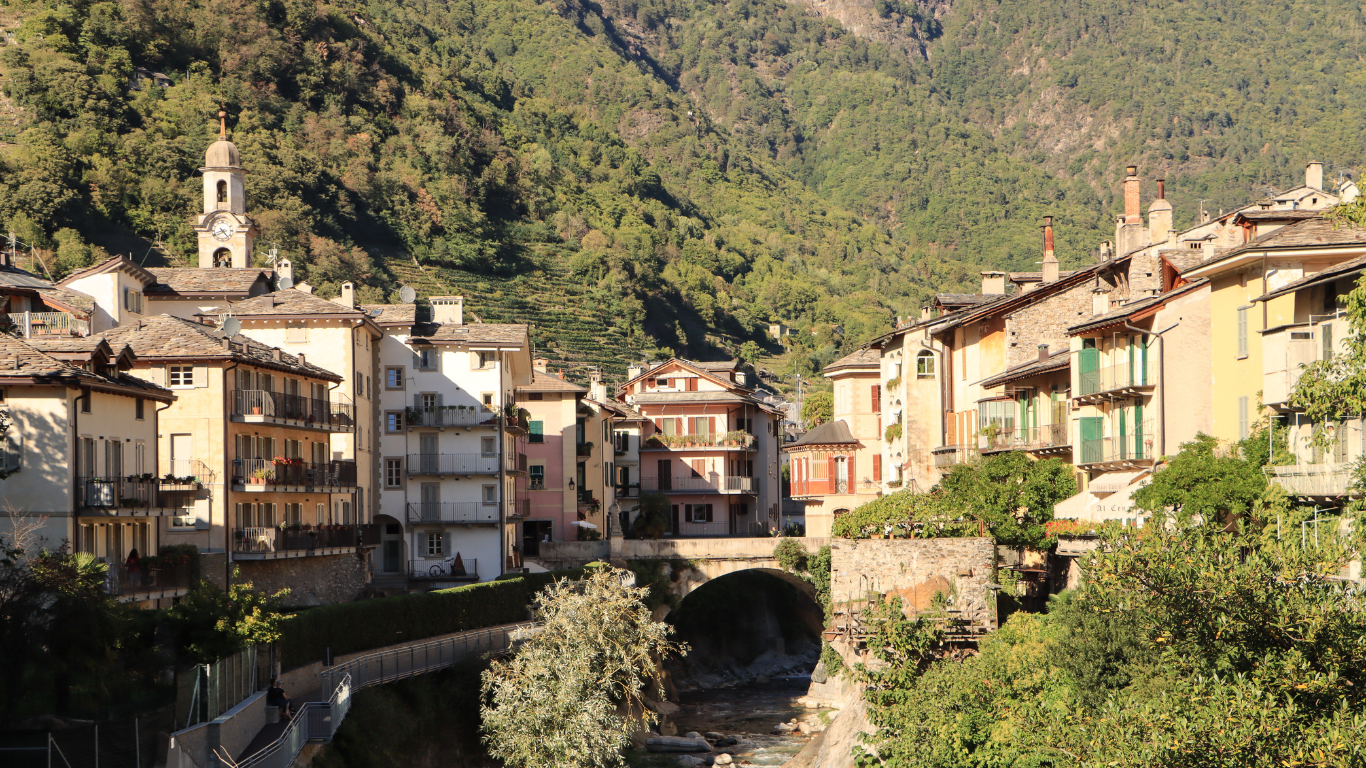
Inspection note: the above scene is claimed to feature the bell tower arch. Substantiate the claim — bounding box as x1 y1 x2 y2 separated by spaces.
194 111 256 268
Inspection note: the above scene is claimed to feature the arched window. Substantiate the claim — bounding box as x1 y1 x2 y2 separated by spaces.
916 350 936 379
216 180 228 204
213 248 232 268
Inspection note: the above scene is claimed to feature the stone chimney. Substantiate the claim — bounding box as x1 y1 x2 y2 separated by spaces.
534 358 549 374
1092 290 1110 317
1148 179 1173 247
920 306 931 321
271 348 282 361
1306 161 1324 191
627 363 644 381
981 271 1007 295
1037 344 1049 362
1201 238 1216 260
298 353 305 365
334 282 355 309
589 370 606 402
1124 166 1142 224
431 296 464 324
1041 216 1059 284
277 258 293 286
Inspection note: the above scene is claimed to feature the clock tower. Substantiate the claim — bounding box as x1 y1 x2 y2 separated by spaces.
194 111 257 268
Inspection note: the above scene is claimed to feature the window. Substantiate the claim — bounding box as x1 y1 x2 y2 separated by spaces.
386 411 404 432
916 351 935 379
870 385 881 413
482 437 496 457
122 288 142 314
530 464 545 490
426 532 444 557
316 503 326 525
285 325 308 343
661 418 679 437
685 503 713 523
416 349 437 370
526 392 544 401
0 388 6 403
135 398 145 420
81 387 92 413
169 366 194 387
1236 307 1249 358
482 484 497 505
385 458 402 487
366 375 371 399
216 180 228 203
529 421 544 443
1238 396 1250 440
285 503 302 526
689 416 712 438
476 351 495 369
482 393 494 409
386 367 404 389
873 454 882 482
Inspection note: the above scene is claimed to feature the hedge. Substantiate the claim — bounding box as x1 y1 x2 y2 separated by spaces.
280 568 586 669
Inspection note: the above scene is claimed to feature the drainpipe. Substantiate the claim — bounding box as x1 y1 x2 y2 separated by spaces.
327 379 341 525
223 361 238 588
498 352 507 577
73 388 86 548
1123 321 1179 458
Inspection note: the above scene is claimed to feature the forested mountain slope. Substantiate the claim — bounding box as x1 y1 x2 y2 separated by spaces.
0 0 1362 376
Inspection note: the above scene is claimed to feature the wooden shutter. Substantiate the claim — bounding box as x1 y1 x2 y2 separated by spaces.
873 454 882 482
848 454 855 490
827 456 836 495
871 385 880 413
687 377 698 392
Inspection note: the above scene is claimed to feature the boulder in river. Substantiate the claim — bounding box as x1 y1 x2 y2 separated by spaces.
704 732 725 741
647 736 713 753
715 754 734 766
661 720 679 737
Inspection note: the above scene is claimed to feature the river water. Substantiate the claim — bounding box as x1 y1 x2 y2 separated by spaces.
629 677 824 767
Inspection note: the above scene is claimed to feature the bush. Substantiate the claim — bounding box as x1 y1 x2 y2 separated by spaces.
279 569 585 669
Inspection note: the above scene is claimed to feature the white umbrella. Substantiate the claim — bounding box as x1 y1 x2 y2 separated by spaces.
572 521 598 529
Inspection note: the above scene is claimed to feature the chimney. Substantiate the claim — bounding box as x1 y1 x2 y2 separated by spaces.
1124 165 1141 224
221 338 232 350
1092 290 1110 317
1041 216 1059 284
981 271 1006 295
589 370 606 402
1037 344 1049 362
533 358 549 374
298 353 305 365
1100 241 1113 261
1306 161 1324 191
264 294 274 308
1148 178 1173 247
297 282 314 295
1201 238 1216 260
430 296 464 325
627 363 644 381
272 348 281 361
919 306 931 321
334 282 355 309
277 258 293 286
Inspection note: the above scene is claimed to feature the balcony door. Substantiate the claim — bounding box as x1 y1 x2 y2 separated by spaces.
421 483 440 522
834 457 848 493
1080 417 1103 464
170 434 192 477
419 433 439 474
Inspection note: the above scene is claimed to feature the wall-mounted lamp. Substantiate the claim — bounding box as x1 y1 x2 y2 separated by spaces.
568 480 575 489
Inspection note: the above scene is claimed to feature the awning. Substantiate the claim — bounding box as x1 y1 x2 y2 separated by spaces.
1087 469 1145 495
1054 470 1153 522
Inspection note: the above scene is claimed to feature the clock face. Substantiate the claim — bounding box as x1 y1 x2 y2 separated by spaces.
212 219 234 241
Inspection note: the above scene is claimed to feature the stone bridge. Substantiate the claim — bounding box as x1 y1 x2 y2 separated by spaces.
533 536 998 631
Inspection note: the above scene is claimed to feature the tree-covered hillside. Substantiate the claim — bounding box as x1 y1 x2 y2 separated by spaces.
1 0 1363 376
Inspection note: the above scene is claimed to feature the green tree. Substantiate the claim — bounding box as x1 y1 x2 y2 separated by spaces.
165 570 291 663
801 390 833 428
1131 434 1267 525
481 568 685 768
937 452 1076 546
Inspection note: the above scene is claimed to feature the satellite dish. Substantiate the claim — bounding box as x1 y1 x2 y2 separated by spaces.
399 285 416 304
222 317 242 336
278 277 294 290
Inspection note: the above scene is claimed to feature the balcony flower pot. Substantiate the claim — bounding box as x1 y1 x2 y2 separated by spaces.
252 406 262 415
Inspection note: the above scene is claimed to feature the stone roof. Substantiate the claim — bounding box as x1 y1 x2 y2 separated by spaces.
1234 209 1323 222
935 293 996 308
1067 279 1209 335
788 419 857 447
58 254 156 287
1197 217 1366 270
208 290 366 317
630 391 755 405
36 287 95 315
97 315 341 380
592 398 648 420
1255 252 1366 302
516 369 588 394
1158 249 1207 273
145 268 273 296
824 348 880 372
25 337 112 355
360 304 416 326
980 350 1070 388
0 334 172 398
1008 270 1078 282
409 322 528 347
682 359 739 372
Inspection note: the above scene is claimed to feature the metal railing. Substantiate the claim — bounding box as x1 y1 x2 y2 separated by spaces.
405 502 497 524
616 482 641 498
320 623 538 694
981 423 1071 452
405 407 489 428
640 475 756 493
1078 359 1159 397
158 458 215 485
408 557 477 580
233 524 379 554
641 433 758 450
106 559 191 598
178 645 271 730
236 674 351 768
404 453 500 475
76 476 182 511
233 458 358 488
1266 464 1355 497
931 445 974 468
1078 421 1156 465
233 390 354 430
509 498 530 518
506 451 527 472
576 442 593 457
1 311 89 337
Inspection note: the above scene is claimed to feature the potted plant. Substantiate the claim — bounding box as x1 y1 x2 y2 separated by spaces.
252 467 273 484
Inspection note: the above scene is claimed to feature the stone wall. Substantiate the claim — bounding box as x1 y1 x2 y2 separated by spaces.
201 551 229 590
829 538 996 631
236 550 371 606
1004 281 1095 368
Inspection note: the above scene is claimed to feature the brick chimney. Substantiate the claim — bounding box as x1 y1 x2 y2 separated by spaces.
981 271 1006 295
1148 178 1173 247
431 296 464 324
1041 216 1059 284
1124 165 1141 225
1306 162 1324 191
1037 344 1049 362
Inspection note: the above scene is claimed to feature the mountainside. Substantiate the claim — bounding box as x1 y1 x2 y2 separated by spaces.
1 0 1363 378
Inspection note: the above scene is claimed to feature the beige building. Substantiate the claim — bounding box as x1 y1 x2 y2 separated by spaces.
99 315 371 604
785 349 883 537
0 334 181 606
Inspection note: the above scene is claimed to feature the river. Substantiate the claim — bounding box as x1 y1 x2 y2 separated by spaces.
628 676 829 768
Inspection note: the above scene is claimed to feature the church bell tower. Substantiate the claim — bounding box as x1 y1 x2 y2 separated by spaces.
194 111 257 268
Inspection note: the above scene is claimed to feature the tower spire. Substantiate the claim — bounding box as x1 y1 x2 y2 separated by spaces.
218 110 227 140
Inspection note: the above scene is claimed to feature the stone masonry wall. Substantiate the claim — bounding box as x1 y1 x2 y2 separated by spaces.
200 552 229 590
1005 281 1095 368
829 538 996 630
236 550 371 606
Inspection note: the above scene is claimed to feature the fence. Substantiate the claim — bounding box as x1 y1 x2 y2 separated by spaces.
408 557 478 580
405 502 497 524
176 645 274 730
1266 464 1354 497
233 390 354 430
1078 359 1159 397
235 675 352 768
107 559 192 598
233 458 358 488
405 407 487 428
641 475 756 493
0 708 173 768
232 524 379 554
404 453 500 475
0 311 89 337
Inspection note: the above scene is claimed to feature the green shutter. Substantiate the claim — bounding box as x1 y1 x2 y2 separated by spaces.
1134 403 1145 459
530 420 544 443
1080 417 1103 464
1079 341 1100 395
1119 410 1128 460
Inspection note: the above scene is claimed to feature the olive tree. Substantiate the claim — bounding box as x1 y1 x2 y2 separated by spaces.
481 567 685 768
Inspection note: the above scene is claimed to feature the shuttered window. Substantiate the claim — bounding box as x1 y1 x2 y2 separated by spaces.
871 385 881 413
1238 396 1249 440
1236 307 1249 358
872 454 882 482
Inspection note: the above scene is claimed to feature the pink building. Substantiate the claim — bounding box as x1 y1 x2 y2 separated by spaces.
516 365 606 554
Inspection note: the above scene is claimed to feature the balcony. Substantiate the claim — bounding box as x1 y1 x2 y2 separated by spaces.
640 475 756 494
1076 360 1158 402
405 453 499 476
233 523 379 557
406 502 499 524
158 458 215 489
788 478 880 498
505 451 527 473
106 558 192 602
1265 464 1355 498
1077 421 1156 470
405 406 493 429
616 482 641 498
232 458 358 491
408 557 477 581
2 311 89 337
76 477 184 515
1263 324 1331 407
641 432 758 452
233 390 355 432
931 445 974 468
979 423 1071 455
576 442 594 458
508 498 531 518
